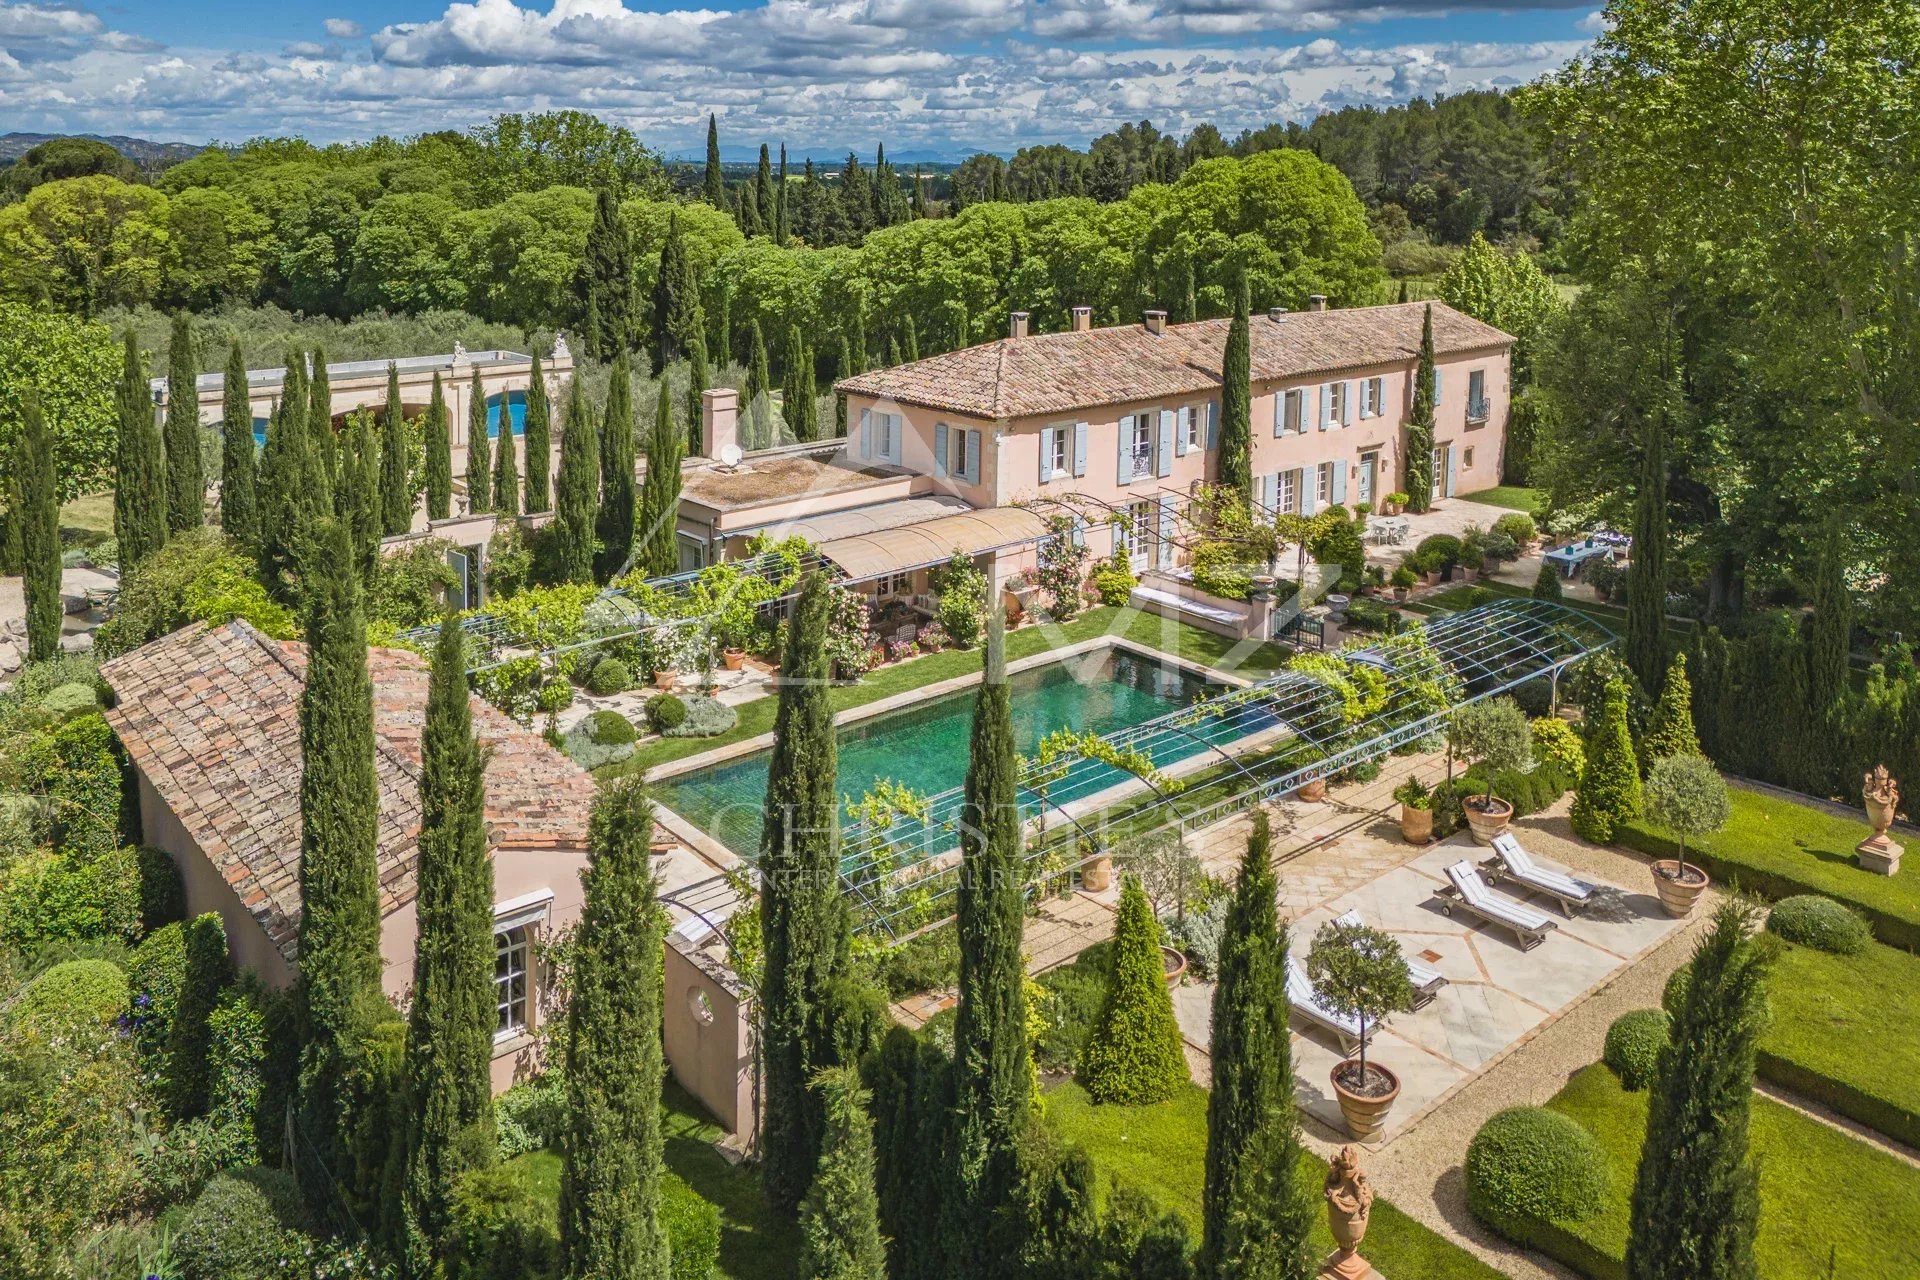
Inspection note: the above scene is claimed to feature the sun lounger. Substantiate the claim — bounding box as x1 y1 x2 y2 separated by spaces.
1437 862 1558 950
1285 953 1370 1055
1488 832 1593 917
1333 910 1448 1009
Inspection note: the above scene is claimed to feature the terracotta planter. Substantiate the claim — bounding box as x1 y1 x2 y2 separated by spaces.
1400 804 1434 846
1160 945 1188 987
1459 566 1479 582
653 670 678 692
722 648 746 671
1423 570 1442 587
1651 859 1710 917
1082 853 1113 893
1298 777 1329 803
1393 587 1410 602
1331 1060 1400 1142
1464 795 1514 846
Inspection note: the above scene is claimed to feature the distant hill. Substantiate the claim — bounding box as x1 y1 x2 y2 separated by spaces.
0 132 209 164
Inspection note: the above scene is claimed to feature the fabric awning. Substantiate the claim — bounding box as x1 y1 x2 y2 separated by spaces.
737 495 970 545
817 507 1053 582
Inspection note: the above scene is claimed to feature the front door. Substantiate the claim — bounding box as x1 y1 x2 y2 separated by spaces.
1430 443 1454 500
1126 499 1156 572
1358 452 1378 506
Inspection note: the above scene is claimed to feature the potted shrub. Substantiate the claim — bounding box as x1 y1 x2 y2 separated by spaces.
1479 529 1520 573
1389 565 1417 601
1448 697 1533 844
1642 752 1727 916
1308 919 1416 1141
1393 777 1434 845
1383 491 1409 517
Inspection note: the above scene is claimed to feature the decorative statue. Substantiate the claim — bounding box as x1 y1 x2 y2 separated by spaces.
1322 1145 1376 1279
1858 765 1904 875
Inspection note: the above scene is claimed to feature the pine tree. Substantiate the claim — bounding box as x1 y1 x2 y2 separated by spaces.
1201 811 1314 1280
559 777 670 1280
746 320 773 450
685 339 710 456
114 330 168 570
308 345 335 485
523 354 552 514
394 618 497 1274
465 370 491 515
951 607 1032 1264
1627 409 1669 693
423 373 452 522
164 313 205 533
704 114 725 207
1081 876 1188 1105
492 384 521 519
579 189 634 361
1625 900 1771 1280
551 374 601 584
1216 278 1252 501
219 340 259 546
760 572 850 1213
1571 677 1643 843
295 516 383 1184
595 352 637 579
17 389 61 663
638 379 683 578
782 327 817 443
757 144 777 238
797 1067 888 1280
1644 652 1700 765
380 363 415 536
1405 306 1437 514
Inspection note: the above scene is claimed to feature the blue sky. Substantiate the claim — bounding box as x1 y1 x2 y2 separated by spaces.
6 1 1605 158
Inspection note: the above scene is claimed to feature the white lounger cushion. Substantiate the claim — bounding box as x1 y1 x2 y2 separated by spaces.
1285 954 1366 1040
1447 862 1556 932
1492 833 1592 901
1332 910 1445 992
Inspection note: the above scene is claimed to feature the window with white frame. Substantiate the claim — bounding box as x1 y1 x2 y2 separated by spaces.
1276 469 1298 514
1128 499 1156 560
878 570 913 597
1316 462 1332 506
1048 427 1070 480
1466 369 1488 421
1327 382 1348 427
1181 405 1200 452
1362 377 1383 418
1129 414 1154 480
495 925 531 1039
1283 389 1304 434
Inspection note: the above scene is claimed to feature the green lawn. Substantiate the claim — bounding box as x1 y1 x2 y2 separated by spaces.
1523 1064 1920 1280
59 491 116 542
620 606 1294 775
1047 1082 1510 1280
1462 485 1543 514
1760 938 1920 1148
1618 786 1920 949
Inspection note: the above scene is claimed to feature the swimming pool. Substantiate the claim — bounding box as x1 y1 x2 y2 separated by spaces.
653 647 1222 861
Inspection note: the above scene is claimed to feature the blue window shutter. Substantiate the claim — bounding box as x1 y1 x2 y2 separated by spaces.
934 422 949 477
1073 421 1088 477
1332 460 1348 505
1445 445 1457 497
1039 427 1053 481
964 429 981 484
859 408 872 459
1272 391 1284 438
1175 406 1190 457
1117 418 1131 485
1206 401 1219 450
1301 467 1318 515
1317 384 1330 431
1343 381 1355 427
1157 410 1175 477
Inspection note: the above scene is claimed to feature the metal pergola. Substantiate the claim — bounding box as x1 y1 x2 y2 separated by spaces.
830 599 1615 941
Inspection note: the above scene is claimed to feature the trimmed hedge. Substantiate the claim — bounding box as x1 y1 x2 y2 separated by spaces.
170 1167 306 1280
1765 895 1870 955
646 693 688 733
584 656 632 696
583 710 637 746
1601 1009 1668 1091
9 958 128 1034
1464 1106 1611 1242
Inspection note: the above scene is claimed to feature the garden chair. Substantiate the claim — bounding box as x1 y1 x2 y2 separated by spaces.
1284 952 1370 1054
1436 862 1558 950
1332 910 1448 1008
1486 833 1594 917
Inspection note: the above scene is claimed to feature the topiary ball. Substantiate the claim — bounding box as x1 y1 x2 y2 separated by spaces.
536 677 574 714
646 693 687 734
170 1168 306 1280
585 657 632 697
8 959 130 1035
1603 1008 1669 1090
1465 1106 1611 1239
584 709 637 746
1765 894 1871 955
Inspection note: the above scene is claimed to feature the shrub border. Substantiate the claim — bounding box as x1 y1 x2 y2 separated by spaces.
1756 1050 1920 1152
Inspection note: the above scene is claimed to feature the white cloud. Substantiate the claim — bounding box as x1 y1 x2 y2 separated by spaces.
323 18 365 38
1575 9 1608 34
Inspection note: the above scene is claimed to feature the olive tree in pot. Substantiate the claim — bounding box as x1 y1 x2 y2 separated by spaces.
1642 752 1728 917
1393 776 1434 845
1448 697 1534 845
1308 919 1415 1141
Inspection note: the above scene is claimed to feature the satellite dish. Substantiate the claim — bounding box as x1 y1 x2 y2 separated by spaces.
718 442 744 468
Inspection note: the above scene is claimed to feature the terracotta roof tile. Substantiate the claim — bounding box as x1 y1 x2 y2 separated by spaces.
101 620 598 964
834 301 1512 419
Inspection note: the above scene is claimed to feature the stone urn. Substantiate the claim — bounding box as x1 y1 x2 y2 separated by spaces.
1400 803 1434 846
1322 1145 1376 1280
1464 795 1514 845
1160 945 1188 987
1651 859 1710 916
1858 765 1903 875
1330 1059 1399 1143
1081 851 1114 893
1299 777 1329 803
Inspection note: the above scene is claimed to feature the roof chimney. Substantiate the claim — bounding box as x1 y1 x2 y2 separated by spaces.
1143 309 1167 336
1307 294 1328 312
1009 310 1030 340
701 387 740 461
1268 306 1289 323
1069 305 1092 333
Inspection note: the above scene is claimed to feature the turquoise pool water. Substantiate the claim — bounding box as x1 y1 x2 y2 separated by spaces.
654 648 1220 861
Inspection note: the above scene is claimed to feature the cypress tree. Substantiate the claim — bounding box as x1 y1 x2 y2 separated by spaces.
1571 677 1643 843
797 1067 888 1280
559 778 670 1280
1806 524 1850 714
760 572 849 1213
1217 278 1252 501
579 189 634 361
523 354 552 514
17 389 61 663
340 410 382 587
164 313 205 533
595 352 637 579
710 278 733 367
220 340 258 546
308 345 335 485
756 144 776 237
551 374 601 584
685 339 710 456
1081 876 1188 1105
848 298 868 375
1626 409 1669 693
900 314 919 363
1644 652 1701 765
465 369 491 515
638 379 684 578
1626 900 1771 1280
394 618 498 1273
746 320 773 450
257 354 315 592
492 385 521 519
654 215 707 376
777 144 791 244
951 607 1032 1265
380 363 415 535
114 330 168 570
835 336 852 438
295 516 383 1184
1405 305 1437 514
1201 811 1314 1280
289 351 333 539
782 327 818 443
423 373 452 522
704 114 725 207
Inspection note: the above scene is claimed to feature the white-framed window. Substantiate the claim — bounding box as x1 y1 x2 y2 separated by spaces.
1127 498 1156 564
1048 427 1070 480
1181 405 1201 452
1276 469 1298 514
1315 462 1333 506
495 925 531 1040
878 570 913 597
1362 377 1383 418
1326 382 1347 428
1283 389 1304 434
1466 369 1488 421
1129 414 1154 481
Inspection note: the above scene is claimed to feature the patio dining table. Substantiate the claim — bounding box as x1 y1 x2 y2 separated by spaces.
1543 537 1619 579
1367 516 1411 546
